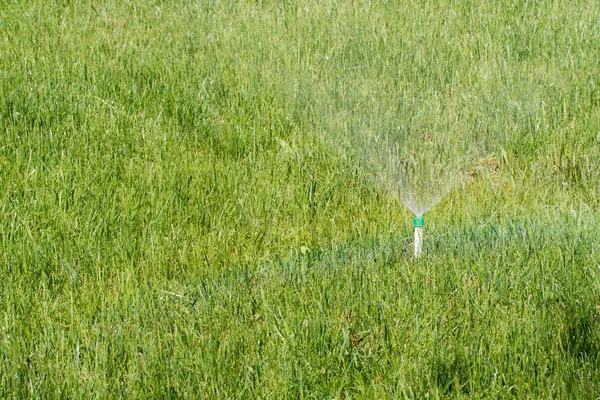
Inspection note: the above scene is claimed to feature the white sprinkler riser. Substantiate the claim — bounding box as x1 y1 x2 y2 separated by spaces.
414 226 423 257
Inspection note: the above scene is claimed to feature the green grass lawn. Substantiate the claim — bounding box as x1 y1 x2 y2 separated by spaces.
1 0 600 398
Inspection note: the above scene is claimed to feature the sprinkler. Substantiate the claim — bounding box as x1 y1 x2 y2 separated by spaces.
413 216 424 257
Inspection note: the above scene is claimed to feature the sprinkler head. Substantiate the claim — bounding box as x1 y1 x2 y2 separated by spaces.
413 216 424 227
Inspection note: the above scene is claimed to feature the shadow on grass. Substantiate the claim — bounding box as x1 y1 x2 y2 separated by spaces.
562 298 600 362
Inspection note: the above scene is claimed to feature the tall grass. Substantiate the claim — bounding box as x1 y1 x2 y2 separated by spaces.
1 0 600 397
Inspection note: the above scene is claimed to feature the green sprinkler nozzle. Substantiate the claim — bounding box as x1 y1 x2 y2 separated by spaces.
413 216 424 227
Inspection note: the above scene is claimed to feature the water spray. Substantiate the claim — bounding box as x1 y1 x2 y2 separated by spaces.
413 216 424 257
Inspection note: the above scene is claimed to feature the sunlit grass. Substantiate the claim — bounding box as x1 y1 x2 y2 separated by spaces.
1 0 600 397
